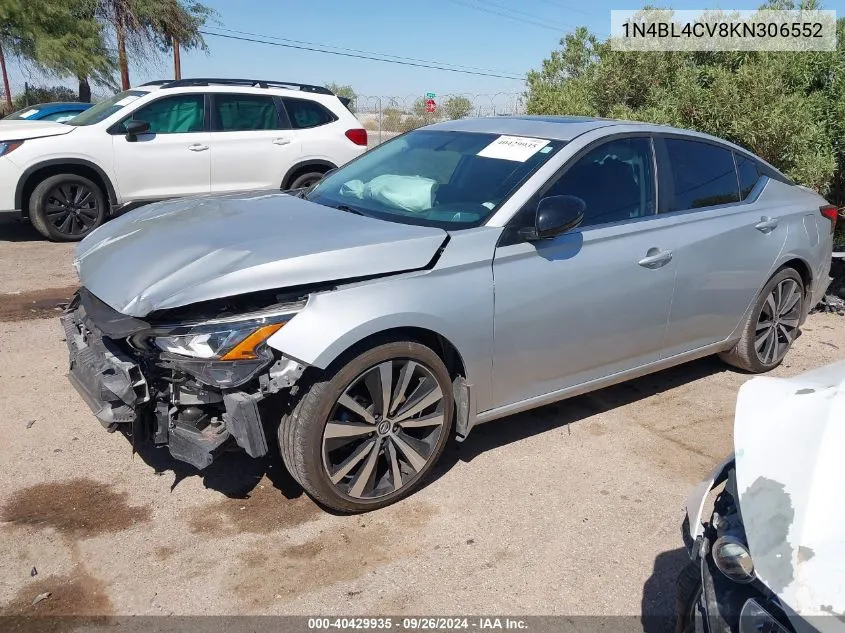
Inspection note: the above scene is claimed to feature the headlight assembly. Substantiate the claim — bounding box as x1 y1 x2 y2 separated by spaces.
713 535 756 583
0 141 23 157
139 301 305 388
153 322 284 360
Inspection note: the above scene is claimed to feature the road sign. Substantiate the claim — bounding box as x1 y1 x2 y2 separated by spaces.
425 98 436 113
425 92 436 99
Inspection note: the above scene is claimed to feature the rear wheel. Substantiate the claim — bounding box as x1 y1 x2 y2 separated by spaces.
288 171 325 191
29 174 106 241
279 341 453 512
719 267 804 373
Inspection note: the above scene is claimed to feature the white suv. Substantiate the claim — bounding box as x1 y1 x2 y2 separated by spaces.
0 78 368 240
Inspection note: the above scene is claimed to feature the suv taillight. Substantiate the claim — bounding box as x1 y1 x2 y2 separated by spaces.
820 205 839 233
345 128 367 146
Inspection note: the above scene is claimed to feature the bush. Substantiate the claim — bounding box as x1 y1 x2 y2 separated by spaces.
12 85 78 109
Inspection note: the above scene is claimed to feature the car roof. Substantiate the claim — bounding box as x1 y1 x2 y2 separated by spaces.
425 115 735 145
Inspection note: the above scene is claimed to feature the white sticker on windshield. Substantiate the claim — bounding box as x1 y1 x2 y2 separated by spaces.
477 135 550 162
19 109 39 119
114 95 140 106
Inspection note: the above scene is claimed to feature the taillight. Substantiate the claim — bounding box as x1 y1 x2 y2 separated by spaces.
820 205 838 233
345 128 367 146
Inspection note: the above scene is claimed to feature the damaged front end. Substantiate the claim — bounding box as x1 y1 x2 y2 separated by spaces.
62 288 307 470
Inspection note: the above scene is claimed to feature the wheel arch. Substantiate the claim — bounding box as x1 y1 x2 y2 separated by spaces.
280 159 337 190
15 159 117 218
776 256 812 298
317 326 469 384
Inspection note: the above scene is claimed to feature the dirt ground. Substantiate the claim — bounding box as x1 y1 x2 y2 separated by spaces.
1 215 843 624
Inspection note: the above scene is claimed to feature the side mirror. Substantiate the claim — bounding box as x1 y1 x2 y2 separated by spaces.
519 195 586 241
125 119 150 142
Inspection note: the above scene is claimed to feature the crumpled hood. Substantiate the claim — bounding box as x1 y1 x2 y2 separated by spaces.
0 120 74 139
74 192 447 317
734 361 845 631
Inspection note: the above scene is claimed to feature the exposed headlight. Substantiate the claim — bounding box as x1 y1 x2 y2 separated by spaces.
143 301 305 388
0 141 23 157
713 535 756 583
739 599 791 633
151 302 304 361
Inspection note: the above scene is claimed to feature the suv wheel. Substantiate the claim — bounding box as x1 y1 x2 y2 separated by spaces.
279 341 454 512
719 267 804 373
288 171 325 191
29 174 106 241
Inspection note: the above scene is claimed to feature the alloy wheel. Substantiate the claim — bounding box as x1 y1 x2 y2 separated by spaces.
45 183 101 237
322 360 446 500
754 278 802 365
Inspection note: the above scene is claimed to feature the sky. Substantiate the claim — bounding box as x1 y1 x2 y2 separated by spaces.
8 0 845 100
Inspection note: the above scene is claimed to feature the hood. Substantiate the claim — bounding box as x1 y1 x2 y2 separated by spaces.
0 120 74 140
734 361 845 631
74 192 448 317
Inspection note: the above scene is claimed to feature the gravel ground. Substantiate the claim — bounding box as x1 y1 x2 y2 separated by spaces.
1 216 843 624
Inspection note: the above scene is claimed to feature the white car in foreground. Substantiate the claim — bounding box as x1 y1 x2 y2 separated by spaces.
0 78 367 241
680 360 845 633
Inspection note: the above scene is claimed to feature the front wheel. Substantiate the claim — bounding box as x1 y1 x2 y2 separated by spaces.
279 341 454 512
719 267 804 373
29 174 106 241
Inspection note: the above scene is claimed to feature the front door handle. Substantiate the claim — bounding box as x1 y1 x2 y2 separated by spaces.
638 248 673 269
273 137 292 146
188 144 209 152
755 216 778 233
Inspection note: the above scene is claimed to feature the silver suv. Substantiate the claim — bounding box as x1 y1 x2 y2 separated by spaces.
63 116 835 512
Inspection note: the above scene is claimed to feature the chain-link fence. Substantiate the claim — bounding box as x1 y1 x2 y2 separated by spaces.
355 93 526 146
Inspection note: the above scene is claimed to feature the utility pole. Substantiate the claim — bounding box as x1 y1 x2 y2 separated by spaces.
173 38 181 80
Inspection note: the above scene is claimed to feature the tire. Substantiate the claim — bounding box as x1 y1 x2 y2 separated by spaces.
279 341 454 512
287 171 326 191
719 267 804 373
675 562 702 633
29 173 106 242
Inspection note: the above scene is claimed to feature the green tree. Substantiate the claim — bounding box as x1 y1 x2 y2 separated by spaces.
525 15 845 204
95 0 214 89
325 82 357 112
0 0 115 104
443 95 473 120
13 84 77 109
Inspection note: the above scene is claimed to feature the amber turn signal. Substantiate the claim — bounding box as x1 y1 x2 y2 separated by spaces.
220 323 285 360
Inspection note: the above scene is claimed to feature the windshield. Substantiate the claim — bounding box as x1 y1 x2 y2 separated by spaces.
5 105 46 120
306 129 565 229
69 90 147 126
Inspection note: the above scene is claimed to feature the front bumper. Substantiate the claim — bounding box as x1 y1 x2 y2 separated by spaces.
61 293 273 470
61 302 149 428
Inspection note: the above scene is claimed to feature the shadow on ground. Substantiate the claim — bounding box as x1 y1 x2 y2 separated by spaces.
641 547 693 633
122 355 727 506
0 217 43 243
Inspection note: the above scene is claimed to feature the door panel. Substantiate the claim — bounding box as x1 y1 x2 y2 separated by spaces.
490 135 674 409
209 130 301 192
491 223 677 409
660 203 788 356
209 93 302 192
658 138 788 356
111 94 210 201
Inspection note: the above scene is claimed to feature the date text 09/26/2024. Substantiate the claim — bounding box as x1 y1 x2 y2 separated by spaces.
307 618 529 630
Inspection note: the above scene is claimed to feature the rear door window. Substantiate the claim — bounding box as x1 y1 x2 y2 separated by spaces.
282 98 337 129
664 138 740 211
212 94 282 131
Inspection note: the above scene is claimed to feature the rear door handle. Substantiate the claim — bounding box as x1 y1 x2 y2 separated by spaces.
188 144 209 152
273 137 292 146
755 216 778 233
638 248 673 269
